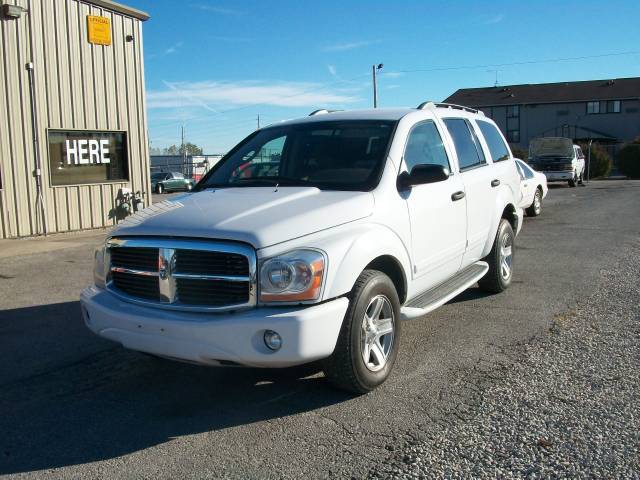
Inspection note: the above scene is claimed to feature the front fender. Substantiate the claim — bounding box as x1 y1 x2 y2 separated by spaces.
257 221 412 302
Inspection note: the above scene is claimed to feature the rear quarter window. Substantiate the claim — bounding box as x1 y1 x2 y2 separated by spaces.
476 120 511 162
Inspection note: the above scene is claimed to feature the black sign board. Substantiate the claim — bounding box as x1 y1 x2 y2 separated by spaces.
48 130 129 186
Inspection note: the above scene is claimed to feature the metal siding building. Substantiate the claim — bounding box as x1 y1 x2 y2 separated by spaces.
0 0 150 239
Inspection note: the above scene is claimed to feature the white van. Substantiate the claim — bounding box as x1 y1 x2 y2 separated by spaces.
528 137 585 187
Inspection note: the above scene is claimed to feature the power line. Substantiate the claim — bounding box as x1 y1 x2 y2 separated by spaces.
395 50 640 74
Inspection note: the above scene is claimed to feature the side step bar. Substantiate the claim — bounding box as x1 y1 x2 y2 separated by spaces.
400 261 489 321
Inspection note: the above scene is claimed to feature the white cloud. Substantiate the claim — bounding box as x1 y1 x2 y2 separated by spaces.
147 80 361 109
484 13 505 24
191 3 244 15
327 65 337 77
164 41 183 55
322 40 375 52
381 71 404 78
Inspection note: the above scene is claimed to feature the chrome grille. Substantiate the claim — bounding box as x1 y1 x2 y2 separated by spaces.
174 249 249 276
106 238 256 312
111 247 158 271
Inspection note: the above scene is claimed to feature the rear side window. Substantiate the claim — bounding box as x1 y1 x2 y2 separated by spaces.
476 120 511 162
576 147 584 159
443 118 486 171
403 121 450 173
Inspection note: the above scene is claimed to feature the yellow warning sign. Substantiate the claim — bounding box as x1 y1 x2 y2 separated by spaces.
87 15 111 46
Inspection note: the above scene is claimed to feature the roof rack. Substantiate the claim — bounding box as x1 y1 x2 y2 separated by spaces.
416 102 484 116
308 109 342 116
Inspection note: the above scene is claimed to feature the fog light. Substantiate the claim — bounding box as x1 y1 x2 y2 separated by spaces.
263 330 282 351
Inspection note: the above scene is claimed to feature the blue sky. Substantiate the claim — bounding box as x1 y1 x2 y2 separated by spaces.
130 0 640 153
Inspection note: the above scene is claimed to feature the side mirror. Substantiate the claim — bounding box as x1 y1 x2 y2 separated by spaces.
398 164 450 190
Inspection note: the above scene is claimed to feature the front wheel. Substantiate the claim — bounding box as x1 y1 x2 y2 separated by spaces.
156 183 164 194
323 270 401 394
525 188 542 217
478 218 515 293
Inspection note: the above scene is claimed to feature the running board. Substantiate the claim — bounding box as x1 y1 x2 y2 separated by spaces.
401 261 489 321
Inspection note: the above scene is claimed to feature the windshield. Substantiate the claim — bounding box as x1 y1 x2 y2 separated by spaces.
529 137 573 159
196 120 396 191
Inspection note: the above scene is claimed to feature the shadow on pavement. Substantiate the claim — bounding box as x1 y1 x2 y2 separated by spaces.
0 301 351 475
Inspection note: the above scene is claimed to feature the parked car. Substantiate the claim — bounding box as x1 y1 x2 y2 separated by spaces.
151 171 195 193
82 103 524 393
515 159 548 217
528 138 585 187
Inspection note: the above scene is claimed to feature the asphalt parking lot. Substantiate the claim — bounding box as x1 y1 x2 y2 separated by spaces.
1 180 639 478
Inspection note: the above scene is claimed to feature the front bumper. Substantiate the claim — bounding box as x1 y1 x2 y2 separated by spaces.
543 171 574 181
80 286 349 367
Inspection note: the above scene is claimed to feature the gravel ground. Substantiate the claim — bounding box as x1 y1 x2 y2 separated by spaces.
371 242 640 479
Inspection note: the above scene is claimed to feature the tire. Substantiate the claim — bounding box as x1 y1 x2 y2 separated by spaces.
525 188 542 217
568 171 577 187
478 218 515 293
156 183 164 194
578 170 585 185
186 183 193 191
323 270 401 394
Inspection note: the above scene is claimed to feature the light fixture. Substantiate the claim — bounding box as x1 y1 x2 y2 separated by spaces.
2 4 27 19
263 330 282 351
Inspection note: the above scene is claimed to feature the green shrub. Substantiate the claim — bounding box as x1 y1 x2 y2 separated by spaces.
578 143 612 179
510 147 528 161
617 138 640 179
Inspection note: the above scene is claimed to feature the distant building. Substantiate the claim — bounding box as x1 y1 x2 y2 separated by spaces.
150 154 224 181
444 77 640 152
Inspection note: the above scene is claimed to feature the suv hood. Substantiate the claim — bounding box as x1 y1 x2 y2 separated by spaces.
112 187 374 248
529 137 573 158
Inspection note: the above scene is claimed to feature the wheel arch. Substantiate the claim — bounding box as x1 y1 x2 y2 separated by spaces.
364 255 407 304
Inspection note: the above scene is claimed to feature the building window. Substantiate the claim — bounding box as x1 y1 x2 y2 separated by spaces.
48 130 129 186
607 100 621 113
557 110 569 116
587 101 600 114
507 129 520 143
506 105 519 118
587 100 621 114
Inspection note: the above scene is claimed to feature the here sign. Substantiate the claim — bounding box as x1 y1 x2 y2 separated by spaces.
48 130 129 186
65 139 111 165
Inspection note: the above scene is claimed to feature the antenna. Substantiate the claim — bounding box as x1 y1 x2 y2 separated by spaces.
487 69 500 87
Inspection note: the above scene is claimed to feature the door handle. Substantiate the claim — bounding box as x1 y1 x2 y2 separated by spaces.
451 191 465 201
491 179 500 187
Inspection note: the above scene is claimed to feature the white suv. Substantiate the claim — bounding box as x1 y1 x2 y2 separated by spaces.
81 103 523 393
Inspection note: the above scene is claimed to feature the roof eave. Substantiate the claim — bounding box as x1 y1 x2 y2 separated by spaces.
88 0 150 21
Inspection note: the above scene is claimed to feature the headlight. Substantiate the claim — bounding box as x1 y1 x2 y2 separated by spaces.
93 242 107 289
259 249 326 303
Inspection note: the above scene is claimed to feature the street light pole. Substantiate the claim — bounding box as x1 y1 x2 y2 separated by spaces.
372 63 383 108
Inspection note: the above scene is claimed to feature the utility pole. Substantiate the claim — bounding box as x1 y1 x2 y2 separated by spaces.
372 63 383 108
257 114 260 129
181 125 186 175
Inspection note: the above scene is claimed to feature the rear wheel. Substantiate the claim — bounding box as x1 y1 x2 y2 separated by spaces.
525 188 542 217
578 170 585 185
478 219 514 293
323 270 401 394
568 171 577 187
